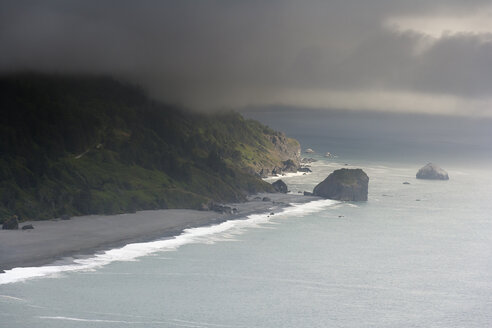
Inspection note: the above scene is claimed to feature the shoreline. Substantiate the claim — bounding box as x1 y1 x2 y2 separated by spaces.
0 193 319 273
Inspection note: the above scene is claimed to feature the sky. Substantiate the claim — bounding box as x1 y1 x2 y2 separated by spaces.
1 0 492 117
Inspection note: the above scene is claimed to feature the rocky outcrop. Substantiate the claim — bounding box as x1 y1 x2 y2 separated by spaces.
281 159 298 173
2 215 19 230
272 180 288 193
313 168 369 201
324 152 336 158
301 158 317 164
416 163 449 180
210 203 238 214
269 159 300 176
253 133 301 178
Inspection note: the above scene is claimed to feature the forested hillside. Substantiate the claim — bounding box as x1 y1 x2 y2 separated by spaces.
0 73 300 222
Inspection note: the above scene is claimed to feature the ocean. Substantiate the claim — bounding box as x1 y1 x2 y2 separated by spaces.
1 111 492 327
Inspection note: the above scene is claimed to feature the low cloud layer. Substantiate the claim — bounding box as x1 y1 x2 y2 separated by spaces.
1 0 492 116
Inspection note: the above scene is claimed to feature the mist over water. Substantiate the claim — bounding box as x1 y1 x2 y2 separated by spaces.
242 108 492 167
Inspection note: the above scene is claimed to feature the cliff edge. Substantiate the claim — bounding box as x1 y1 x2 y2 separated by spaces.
0 73 301 222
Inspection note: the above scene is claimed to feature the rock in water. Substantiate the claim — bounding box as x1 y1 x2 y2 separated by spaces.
416 163 449 180
2 215 19 230
272 179 288 193
22 224 34 230
313 168 369 201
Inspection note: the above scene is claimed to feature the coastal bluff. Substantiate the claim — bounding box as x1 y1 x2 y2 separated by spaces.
0 73 301 223
313 168 369 201
416 163 449 180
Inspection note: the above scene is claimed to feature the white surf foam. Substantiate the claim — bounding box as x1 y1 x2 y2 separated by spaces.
262 171 311 181
0 295 26 302
38 316 141 323
0 199 337 285
38 316 180 325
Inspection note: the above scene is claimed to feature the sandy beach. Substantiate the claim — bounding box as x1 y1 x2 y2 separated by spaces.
0 193 317 272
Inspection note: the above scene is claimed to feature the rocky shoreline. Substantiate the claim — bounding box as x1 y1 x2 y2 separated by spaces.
0 193 319 272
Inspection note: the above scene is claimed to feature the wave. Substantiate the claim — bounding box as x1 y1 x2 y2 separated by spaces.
0 294 26 302
38 316 145 323
262 171 311 181
38 316 185 325
0 199 337 285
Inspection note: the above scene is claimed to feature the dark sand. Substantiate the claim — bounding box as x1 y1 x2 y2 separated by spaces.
0 193 318 271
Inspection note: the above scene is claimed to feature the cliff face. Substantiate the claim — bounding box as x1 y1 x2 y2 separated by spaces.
246 133 301 178
0 73 300 221
270 134 301 164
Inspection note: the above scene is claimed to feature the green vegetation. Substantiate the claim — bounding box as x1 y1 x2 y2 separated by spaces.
0 73 299 222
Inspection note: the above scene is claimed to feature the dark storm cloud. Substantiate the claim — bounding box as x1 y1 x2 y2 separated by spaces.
1 0 492 115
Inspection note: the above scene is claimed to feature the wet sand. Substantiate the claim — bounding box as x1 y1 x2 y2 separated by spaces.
0 193 318 271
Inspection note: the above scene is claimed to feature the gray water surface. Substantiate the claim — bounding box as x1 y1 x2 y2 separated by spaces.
1 158 491 327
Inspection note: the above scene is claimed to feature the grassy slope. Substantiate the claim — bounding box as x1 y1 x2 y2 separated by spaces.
0 73 298 221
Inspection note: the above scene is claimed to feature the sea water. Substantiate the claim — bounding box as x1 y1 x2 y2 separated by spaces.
1 114 492 327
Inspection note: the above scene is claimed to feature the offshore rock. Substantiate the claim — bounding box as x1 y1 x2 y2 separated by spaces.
416 163 449 180
272 180 288 193
313 168 369 201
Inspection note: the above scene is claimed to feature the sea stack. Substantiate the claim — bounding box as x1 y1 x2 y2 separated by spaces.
313 168 369 201
416 163 449 180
